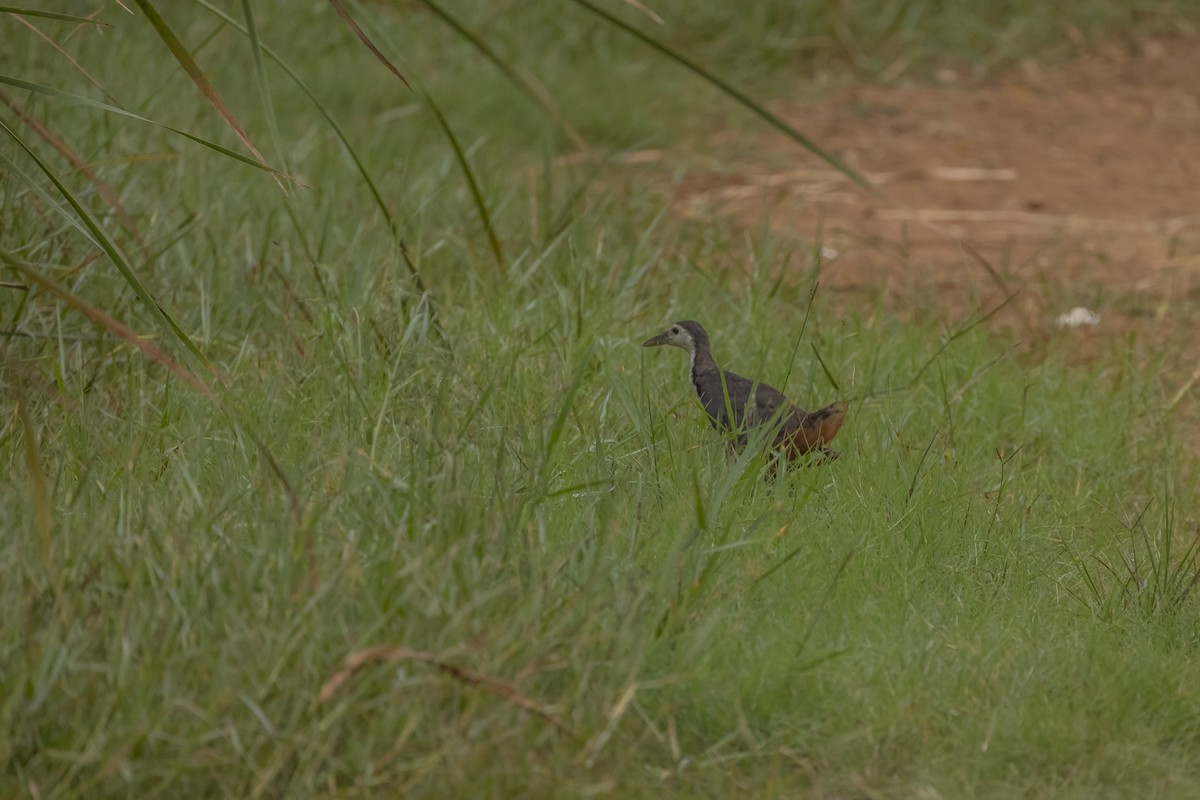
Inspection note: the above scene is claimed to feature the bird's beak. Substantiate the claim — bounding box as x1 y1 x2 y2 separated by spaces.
643 330 670 347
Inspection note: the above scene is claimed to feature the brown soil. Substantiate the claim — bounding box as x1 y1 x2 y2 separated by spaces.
677 36 1200 298
637 35 1200 445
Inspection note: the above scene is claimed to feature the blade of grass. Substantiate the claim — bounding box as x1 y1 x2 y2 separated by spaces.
3 122 300 504
10 13 118 102
131 0 277 182
1 115 210 368
910 290 1019 387
327 0 410 88
0 75 291 177
239 0 287 172
0 88 145 247
339 4 507 288
190 2 390 225
0 6 110 25
1 250 213 398
319 645 572 735
753 544 805 586
794 529 870 659
810 343 842 394
949 343 1019 404
416 0 587 150
15 384 58 591
780 274 821 390
907 429 939 505
537 342 596 494
619 0 663 24
424 92 506 277
568 0 877 194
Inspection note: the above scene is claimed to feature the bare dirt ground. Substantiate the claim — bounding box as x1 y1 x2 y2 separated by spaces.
652 35 1200 446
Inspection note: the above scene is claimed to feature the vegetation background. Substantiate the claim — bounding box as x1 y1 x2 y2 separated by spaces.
3 1 1199 797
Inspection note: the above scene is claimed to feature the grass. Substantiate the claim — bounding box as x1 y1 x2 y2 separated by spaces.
4 1 1200 797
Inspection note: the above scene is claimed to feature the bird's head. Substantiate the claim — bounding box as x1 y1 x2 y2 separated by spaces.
643 320 709 354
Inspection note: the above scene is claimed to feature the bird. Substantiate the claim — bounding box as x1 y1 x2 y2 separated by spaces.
643 320 847 461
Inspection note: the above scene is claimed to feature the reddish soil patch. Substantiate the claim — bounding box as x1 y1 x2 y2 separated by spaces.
676 37 1200 303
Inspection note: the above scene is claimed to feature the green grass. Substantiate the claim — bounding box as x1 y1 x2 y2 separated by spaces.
4 2 1200 797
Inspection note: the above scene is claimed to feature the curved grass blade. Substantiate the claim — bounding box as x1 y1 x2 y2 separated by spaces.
190 3 393 229
2 114 209 368
327 2 506 292
14 383 58 591
568 0 878 194
619 0 663 24
1 250 212 397
424 92 506 277
326 0 410 88
810 343 841 393
0 75 291 178
319 644 572 734
416 0 587 151
1 150 103 251
2 128 297 504
239 0 287 172
131 0 276 181
0 6 110 25
910 290 1019 387
0 88 145 247
10 12 119 102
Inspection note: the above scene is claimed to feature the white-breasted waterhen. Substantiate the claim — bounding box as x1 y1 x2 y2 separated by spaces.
643 320 847 460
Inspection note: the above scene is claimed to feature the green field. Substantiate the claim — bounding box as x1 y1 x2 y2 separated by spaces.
4 2 1200 797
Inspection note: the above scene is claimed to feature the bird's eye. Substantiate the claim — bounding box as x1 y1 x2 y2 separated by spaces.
671 326 680 334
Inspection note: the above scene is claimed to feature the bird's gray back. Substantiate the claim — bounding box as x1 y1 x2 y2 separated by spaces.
694 368 797 441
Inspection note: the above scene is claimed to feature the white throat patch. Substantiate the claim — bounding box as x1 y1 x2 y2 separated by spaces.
681 331 696 372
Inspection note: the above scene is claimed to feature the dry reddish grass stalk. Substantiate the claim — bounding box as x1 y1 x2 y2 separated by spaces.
0 89 147 248
319 645 574 735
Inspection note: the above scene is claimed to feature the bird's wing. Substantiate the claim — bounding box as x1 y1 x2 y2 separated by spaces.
747 380 792 428
697 370 752 430
696 372 733 428
698 371 791 429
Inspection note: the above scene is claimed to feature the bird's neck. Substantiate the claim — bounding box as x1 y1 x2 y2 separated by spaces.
689 346 719 382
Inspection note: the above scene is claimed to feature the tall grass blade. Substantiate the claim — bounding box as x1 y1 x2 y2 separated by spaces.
537 342 595 493
810 343 842 393
0 88 145 247
568 0 877 193
326 0 410 88
1 116 210 368
191 2 387 224
416 0 587 150
329 4 505 294
320 644 572 734
0 7 109 25
424 92 506 277
3 116 299 503
0 75 290 177
239 0 287 172
10 13 119 103
910 290 1019 386
131 0 276 180
795 530 869 658
1 250 212 397
15 384 57 590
